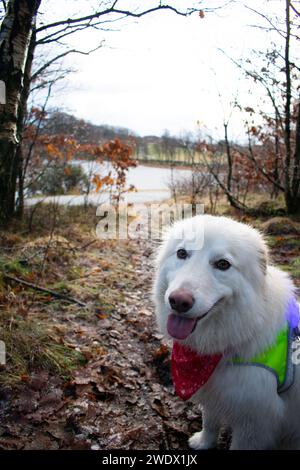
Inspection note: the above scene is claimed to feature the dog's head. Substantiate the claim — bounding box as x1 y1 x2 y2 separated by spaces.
153 215 270 354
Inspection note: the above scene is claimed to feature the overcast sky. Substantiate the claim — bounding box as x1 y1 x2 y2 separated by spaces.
34 0 287 141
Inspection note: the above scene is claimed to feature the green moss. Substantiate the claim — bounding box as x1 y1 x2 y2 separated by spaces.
278 261 300 279
266 236 280 248
288 238 300 247
68 265 84 280
266 236 300 249
290 257 300 278
50 281 69 293
0 255 30 276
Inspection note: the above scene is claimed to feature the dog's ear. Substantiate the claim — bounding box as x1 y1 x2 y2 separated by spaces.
258 247 268 274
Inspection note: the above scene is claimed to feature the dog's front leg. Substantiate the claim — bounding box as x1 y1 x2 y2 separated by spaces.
189 408 220 450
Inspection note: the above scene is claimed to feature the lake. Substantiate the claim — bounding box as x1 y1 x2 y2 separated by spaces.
25 161 192 206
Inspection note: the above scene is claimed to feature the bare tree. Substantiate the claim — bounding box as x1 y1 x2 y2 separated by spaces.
218 0 300 214
0 0 209 224
0 0 41 223
162 130 179 205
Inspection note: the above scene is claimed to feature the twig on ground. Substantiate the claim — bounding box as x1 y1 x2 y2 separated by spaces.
79 239 97 250
3 274 87 307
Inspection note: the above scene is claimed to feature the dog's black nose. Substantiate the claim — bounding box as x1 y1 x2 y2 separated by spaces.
169 289 195 313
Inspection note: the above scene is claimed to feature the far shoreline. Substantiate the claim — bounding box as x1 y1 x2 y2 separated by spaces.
135 160 196 171
75 157 199 171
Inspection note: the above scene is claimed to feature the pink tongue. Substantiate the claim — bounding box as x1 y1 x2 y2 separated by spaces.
167 313 197 340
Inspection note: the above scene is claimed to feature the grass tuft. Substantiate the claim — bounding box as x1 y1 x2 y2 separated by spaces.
0 312 85 386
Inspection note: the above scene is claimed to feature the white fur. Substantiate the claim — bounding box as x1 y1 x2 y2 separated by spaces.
153 215 300 449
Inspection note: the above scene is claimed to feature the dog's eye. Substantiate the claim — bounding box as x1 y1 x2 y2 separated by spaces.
177 248 188 259
214 259 231 270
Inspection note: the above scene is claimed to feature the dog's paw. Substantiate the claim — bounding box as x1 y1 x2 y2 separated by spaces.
188 430 217 450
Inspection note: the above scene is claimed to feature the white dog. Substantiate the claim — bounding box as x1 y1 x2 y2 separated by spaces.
153 215 300 450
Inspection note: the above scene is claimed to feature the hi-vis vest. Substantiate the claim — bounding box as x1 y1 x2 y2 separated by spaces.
232 298 300 393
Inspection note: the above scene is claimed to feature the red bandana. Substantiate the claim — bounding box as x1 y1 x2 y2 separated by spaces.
171 342 222 400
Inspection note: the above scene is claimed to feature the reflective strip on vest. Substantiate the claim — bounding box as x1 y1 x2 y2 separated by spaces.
232 324 291 391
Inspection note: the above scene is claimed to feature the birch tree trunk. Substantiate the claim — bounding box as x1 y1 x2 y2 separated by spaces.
15 29 36 217
0 0 40 224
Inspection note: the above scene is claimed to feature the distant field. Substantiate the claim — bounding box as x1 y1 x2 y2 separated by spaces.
135 146 225 166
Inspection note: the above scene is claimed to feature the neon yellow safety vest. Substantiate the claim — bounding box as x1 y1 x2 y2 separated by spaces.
232 324 295 392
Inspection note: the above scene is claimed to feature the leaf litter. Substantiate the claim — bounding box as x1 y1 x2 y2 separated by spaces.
0 235 202 450
0 219 298 450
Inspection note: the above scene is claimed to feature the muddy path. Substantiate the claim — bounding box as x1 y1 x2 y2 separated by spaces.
1 214 299 451
0 237 207 450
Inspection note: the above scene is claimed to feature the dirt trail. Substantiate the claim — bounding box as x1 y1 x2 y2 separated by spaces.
1 213 299 450
0 237 205 450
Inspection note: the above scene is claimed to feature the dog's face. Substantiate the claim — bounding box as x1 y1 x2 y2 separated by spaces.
153 215 268 354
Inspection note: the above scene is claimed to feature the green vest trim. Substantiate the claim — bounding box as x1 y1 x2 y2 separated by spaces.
232 325 290 390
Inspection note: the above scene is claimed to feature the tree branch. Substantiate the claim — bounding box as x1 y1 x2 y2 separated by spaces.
3 274 87 307
31 42 104 82
36 18 118 45
218 48 285 133
290 2 300 16
242 130 284 192
292 96 300 196
36 4 198 35
201 151 249 211
243 4 286 39
284 0 292 197
23 82 53 183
